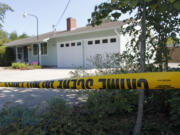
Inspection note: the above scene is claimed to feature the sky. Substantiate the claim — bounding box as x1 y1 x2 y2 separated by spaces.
1 0 132 36
1 0 107 36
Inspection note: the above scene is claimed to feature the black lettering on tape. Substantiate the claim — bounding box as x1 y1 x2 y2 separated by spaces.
71 79 77 89
45 81 50 88
77 79 85 89
120 79 125 89
107 79 111 89
116 79 120 89
132 79 136 89
99 79 106 89
137 79 149 89
50 81 54 88
86 79 93 89
126 79 132 89
63 80 70 89
57 80 63 88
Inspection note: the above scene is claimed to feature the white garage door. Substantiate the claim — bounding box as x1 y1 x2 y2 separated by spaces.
85 36 119 67
57 41 83 68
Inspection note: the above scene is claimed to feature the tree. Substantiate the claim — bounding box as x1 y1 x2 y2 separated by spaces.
88 0 180 134
0 29 8 46
0 2 13 27
9 31 18 41
9 32 28 41
18 33 28 39
146 0 180 71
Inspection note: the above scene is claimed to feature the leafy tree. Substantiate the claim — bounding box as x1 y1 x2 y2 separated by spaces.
0 30 8 46
18 33 28 39
0 2 13 27
89 0 180 134
9 31 18 41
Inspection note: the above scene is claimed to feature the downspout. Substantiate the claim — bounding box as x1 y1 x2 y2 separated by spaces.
114 28 121 54
82 40 85 70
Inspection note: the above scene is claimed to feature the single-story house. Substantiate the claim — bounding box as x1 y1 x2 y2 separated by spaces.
5 18 131 68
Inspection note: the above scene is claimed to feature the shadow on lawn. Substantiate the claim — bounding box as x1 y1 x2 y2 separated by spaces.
0 87 87 112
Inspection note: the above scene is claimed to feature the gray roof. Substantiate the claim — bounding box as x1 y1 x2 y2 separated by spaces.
6 21 126 47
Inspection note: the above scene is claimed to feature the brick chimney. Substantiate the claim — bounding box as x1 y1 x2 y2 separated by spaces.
67 17 76 31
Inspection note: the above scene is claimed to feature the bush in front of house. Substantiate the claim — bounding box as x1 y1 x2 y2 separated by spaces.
11 62 29 69
11 62 42 70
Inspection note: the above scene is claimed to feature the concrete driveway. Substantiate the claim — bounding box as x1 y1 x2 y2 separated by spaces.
0 68 87 111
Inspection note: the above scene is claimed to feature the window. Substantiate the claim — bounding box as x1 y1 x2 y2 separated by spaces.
71 42 75 47
77 42 81 46
65 43 69 47
60 44 64 47
41 43 47 55
95 40 100 44
110 38 116 43
17 47 23 60
88 41 93 45
33 44 38 56
102 39 108 44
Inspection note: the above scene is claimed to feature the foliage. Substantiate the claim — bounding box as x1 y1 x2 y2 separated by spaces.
0 45 15 66
89 52 140 75
69 67 91 78
89 0 180 71
0 104 42 135
9 31 28 41
11 62 42 70
0 30 8 46
0 2 13 27
169 91 180 127
0 92 180 135
86 90 138 117
0 29 28 66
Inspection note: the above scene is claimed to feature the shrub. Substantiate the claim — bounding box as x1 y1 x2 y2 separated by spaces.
11 62 28 69
85 90 138 118
0 104 42 135
169 91 180 126
11 62 42 70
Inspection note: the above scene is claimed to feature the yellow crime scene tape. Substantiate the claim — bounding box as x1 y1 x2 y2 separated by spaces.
0 72 180 90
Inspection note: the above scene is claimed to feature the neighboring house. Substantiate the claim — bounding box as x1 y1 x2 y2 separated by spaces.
6 18 130 68
168 44 180 68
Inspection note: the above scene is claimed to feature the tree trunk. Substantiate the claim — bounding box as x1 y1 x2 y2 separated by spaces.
133 1 146 135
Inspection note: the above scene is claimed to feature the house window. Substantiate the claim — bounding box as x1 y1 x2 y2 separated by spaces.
71 42 75 47
65 43 69 47
60 44 64 47
33 44 38 56
95 40 100 44
110 38 116 43
17 47 23 60
102 39 108 44
77 42 81 46
88 41 93 45
41 43 47 55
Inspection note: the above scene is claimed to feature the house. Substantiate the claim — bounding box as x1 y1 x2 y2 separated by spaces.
6 18 130 68
168 44 180 68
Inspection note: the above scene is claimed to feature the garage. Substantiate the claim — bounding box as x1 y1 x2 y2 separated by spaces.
57 41 83 68
85 36 120 67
